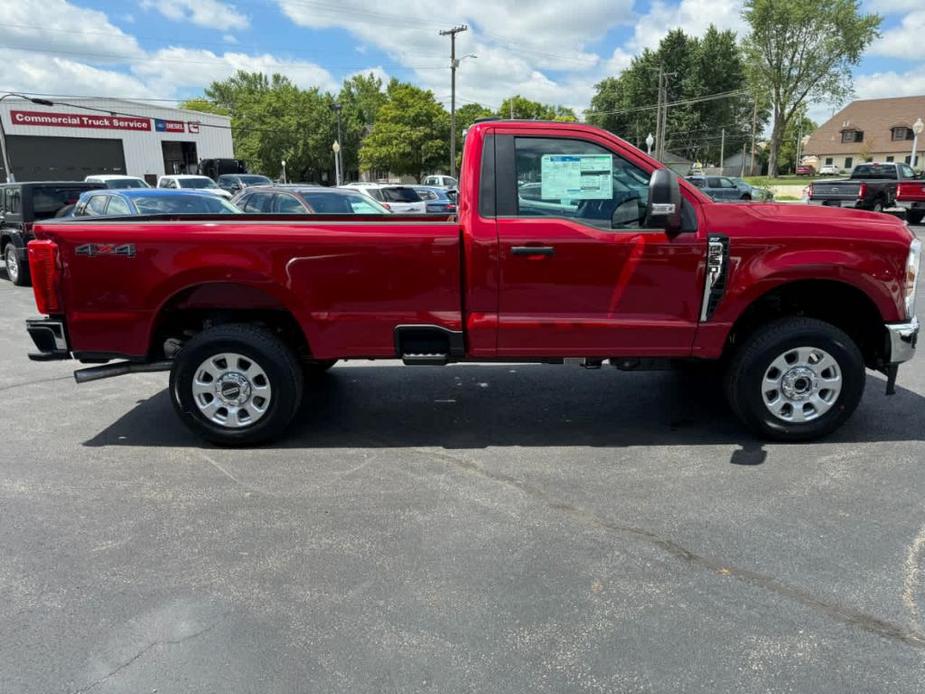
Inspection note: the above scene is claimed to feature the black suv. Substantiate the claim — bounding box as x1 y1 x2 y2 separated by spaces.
1 181 103 285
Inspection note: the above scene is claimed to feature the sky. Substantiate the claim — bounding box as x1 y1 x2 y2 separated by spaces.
0 0 922 124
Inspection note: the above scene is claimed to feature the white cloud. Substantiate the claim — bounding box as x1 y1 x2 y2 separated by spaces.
865 0 922 14
140 0 248 32
627 0 747 52
132 48 338 94
853 65 925 100
3 0 143 62
222 34 239 44
869 10 924 60
0 49 153 98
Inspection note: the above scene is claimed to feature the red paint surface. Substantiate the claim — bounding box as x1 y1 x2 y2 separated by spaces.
31 121 914 362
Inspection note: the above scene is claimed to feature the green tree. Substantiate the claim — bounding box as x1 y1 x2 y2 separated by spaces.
336 72 388 180
498 95 576 121
743 0 881 177
359 80 449 180
587 27 754 164
776 110 817 173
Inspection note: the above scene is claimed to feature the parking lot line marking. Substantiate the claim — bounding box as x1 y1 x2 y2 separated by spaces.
903 522 925 629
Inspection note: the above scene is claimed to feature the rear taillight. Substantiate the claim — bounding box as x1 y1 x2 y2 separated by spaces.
447 204 457 212
27 240 61 315
858 182 867 198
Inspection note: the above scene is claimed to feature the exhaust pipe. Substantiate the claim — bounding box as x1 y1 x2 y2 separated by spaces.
73 360 172 384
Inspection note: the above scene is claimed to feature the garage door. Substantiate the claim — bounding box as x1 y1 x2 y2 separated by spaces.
1 136 126 182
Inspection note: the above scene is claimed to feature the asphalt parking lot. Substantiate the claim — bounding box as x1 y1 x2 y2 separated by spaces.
1 234 925 694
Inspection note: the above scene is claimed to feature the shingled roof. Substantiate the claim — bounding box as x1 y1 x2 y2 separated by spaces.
803 95 925 155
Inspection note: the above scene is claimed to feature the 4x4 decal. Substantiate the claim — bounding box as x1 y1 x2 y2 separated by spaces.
75 243 135 258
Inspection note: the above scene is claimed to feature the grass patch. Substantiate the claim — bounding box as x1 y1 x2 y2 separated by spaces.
744 176 818 187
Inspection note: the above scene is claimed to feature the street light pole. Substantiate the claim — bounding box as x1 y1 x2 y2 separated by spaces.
0 92 54 182
440 24 468 179
281 159 287 184
332 141 342 187
912 117 924 170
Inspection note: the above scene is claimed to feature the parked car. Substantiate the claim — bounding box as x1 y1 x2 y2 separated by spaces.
232 185 390 214
727 177 774 201
1 181 104 285
686 176 754 200
340 183 426 213
74 189 242 217
84 175 151 189
24 119 920 446
410 185 457 214
217 174 273 195
819 164 840 175
796 164 815 176
422 175 458 189
897 179 925 225
199 158 247 180
157 175 233 199
807 162 919 212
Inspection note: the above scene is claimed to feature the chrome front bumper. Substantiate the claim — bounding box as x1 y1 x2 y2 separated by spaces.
887 316 919 364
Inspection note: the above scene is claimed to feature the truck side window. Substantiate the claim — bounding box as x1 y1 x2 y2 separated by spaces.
86 195 109 216
106 196 131 216
513 137 649 231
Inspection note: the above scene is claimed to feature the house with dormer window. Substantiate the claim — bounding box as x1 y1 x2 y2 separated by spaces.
803 95 924 173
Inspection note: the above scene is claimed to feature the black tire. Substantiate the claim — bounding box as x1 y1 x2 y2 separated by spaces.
724 317 865 442
907 210 924 226
170 323 303 446
4 243 30 286
741 193 752 201
871 199 885 213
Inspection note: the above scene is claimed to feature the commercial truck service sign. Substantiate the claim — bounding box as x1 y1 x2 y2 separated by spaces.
10 110 152 131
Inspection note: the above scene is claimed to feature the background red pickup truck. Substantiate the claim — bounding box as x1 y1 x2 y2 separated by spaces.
897 180 925 225
25 120 921 445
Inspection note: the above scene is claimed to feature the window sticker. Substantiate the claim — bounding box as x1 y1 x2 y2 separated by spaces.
540 154 613 200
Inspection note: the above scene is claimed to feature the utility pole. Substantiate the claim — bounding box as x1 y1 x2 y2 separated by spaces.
749 97 758 176
440 24 467 179
653 66 663 162
510 99 514 119
719 127 725 175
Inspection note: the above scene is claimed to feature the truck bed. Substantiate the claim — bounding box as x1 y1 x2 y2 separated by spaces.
34 214 462 360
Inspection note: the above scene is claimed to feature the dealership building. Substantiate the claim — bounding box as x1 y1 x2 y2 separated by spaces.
0 97 234 184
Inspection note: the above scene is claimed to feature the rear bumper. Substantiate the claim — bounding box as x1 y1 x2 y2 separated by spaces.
26 318 70 361
886 317 918 364
897 200 925 210
807 199 860 208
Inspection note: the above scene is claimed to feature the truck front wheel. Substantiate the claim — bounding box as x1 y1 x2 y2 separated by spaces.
170 323 303 445
724 317 865 441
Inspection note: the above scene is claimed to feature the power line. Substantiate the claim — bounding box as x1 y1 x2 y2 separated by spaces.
584 89 751 118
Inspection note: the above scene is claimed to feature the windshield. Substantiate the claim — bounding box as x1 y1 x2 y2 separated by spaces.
132 195 241 214
105 178 149 189
380 187 421 203
32 186 96 220
179 177 219 189
302 191 389 214
851 164 897 179
240 175 272 185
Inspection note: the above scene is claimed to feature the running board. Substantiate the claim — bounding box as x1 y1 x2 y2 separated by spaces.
401 353 449 366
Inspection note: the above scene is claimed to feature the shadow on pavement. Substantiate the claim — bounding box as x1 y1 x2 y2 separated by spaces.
82 364 925 456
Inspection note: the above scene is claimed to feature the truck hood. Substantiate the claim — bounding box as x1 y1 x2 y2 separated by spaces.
703 201 914 245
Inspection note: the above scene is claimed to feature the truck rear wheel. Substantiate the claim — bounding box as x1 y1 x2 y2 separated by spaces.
170 323 303 446
724 317 865 441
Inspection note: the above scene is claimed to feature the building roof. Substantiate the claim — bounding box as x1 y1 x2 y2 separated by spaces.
804 95 925 155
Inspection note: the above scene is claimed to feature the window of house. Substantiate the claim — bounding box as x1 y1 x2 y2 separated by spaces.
513 136 651 231
841 130 863 143
825 157 834 165
886 156 895 163
892 127 914 141
844 157 853 169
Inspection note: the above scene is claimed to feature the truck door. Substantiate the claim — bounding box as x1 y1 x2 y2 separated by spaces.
493 130 705 357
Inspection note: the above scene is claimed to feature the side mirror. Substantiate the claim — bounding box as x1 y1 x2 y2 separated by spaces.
645 168 682 233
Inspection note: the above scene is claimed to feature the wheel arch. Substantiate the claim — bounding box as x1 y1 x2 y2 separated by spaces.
723 278 888 368
147 281 313 361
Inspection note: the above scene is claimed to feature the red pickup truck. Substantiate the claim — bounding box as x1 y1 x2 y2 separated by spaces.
24 120 921 445
897 179 925 225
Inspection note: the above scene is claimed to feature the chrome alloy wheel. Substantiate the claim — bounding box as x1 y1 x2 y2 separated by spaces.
191 352 272 428
761 346 842 423
5 245 19 283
